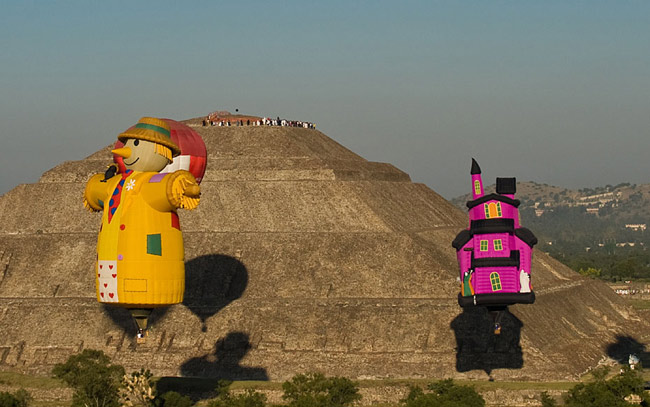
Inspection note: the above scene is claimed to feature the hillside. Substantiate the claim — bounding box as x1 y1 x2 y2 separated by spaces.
452 181 650 280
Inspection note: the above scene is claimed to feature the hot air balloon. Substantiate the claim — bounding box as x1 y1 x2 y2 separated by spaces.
452 159 537 334
85 117 202 341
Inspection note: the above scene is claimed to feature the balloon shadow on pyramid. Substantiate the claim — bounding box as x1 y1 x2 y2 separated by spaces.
606 335 650 367
180 331 269 380
183 254 249 332
102 254 248 337
450 307 524 377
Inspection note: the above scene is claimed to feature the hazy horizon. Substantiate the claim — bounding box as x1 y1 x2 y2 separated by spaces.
2 1 648 199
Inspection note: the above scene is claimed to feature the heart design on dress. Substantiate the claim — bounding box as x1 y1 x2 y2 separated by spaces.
100 265 103 269
109 293 114 298
98 273 101 278
104 283 108 288
100 292 104 298
109 265 114 269
112 274 116 278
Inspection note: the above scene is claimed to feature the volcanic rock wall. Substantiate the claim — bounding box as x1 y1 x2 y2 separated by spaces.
0 119 648 380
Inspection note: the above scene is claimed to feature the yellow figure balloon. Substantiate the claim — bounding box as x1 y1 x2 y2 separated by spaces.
83 117 200 335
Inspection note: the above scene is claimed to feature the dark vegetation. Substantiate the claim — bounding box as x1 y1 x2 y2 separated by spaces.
400 379 484 407
281 372 361 407
52 349 125 407
521 205 650 281
562 366 648 406
49 350 363 407
0 389 31 407
19 349 647 406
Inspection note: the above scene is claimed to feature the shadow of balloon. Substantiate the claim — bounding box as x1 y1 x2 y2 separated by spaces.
606 335 650 367
183 254 248 332
102 254 248 337
180 331 269 380
450 307 523 376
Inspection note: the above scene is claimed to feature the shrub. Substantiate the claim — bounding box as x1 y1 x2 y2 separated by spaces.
207 380 266 407
540 391 557 407
155 391 194 407
0 389 32 407
52 349 125 407
564 366 647 407
400 379 485 407
120 369 156 407
282 372 361 407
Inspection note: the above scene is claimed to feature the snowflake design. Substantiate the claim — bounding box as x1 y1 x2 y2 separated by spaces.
125 179 136 191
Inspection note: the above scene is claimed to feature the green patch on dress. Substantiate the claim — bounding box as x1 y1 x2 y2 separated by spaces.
147 234 162 256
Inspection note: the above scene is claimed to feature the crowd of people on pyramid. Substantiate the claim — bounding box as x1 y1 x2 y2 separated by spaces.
203 116 316 129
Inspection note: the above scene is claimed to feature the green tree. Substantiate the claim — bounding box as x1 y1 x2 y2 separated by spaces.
540 391 557 407
400 379 485 407
578 267 602 279
564 366 647 407
282 372 361 407
0 389 32 407
154 391 193 407
207 380 266 407
52 349 125 407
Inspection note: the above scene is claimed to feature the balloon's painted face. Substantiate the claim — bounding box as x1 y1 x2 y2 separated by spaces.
118 138 172 172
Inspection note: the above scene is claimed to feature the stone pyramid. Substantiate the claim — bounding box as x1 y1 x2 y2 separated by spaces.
0 117 648 380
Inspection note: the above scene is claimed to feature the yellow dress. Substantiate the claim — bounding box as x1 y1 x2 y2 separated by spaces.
84 169 199 308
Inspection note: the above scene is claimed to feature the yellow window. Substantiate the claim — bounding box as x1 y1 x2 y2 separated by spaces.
494 239 503 251
486 202 502 218
490 272 502 291
480 240 489 251
474 180 481 195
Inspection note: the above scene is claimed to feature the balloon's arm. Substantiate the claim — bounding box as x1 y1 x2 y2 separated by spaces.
169 171 200 210
143 170 200 211
83 174 110 212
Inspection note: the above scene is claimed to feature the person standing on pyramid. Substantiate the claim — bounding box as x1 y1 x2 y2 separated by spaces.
83 117 200 337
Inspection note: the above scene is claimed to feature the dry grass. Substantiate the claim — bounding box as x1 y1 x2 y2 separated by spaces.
0 371 65 389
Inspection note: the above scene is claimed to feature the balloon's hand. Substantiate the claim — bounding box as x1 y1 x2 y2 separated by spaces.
168 171 201 210
184 184 201 198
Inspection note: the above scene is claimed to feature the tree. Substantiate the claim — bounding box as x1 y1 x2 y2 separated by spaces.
52 349 125 407
0 389 32 407
207 380 266 407
564 366 647 407
154 392 193 407
540 391 557 407
578 267 602 279
282 372 361 407
400 379 485 407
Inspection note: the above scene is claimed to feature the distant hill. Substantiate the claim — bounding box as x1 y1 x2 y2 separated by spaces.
452 181 650 217
452 181 650 281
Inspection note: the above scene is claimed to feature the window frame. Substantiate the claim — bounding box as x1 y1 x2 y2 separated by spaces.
490 272 502 291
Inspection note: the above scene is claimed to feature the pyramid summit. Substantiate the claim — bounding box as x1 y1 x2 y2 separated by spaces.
0 116 648 380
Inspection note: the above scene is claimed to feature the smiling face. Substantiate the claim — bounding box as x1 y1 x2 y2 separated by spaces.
122 138 171 172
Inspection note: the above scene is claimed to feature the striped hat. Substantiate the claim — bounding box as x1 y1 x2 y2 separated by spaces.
118 117 181 157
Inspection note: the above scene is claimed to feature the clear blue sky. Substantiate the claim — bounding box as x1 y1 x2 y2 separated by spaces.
1 1 649 198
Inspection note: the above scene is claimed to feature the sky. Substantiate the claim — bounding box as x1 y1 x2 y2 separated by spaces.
1 1 649 199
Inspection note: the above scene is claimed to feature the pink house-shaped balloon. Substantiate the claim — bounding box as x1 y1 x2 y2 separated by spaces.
452 159 537 307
